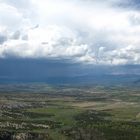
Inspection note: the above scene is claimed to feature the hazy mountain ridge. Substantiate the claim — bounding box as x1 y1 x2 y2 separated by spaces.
0 59 139 86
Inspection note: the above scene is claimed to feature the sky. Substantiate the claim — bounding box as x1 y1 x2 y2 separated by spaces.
0 0 140 65
0 0 140 84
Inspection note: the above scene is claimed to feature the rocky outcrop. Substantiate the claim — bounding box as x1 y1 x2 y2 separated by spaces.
0 131 50 140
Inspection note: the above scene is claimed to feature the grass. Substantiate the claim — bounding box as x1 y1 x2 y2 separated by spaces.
104 106 140 121
1 84 140 139
48 130 68 140
27 106 83 126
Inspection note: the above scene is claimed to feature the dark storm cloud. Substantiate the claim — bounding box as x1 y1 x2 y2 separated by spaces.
0 58 140 84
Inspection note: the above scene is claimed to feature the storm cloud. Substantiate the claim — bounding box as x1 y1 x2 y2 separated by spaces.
0 0 140 65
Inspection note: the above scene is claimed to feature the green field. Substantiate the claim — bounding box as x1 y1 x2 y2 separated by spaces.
0 84 140 139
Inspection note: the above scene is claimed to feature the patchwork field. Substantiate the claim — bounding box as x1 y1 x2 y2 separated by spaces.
0 84 140 139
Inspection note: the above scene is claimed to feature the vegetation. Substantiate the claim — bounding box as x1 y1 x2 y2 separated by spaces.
0 84 140 139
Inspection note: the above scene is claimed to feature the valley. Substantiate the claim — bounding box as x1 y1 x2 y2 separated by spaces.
0 84 140 140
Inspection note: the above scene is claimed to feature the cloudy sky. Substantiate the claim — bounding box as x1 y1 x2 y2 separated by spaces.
0 0 140 65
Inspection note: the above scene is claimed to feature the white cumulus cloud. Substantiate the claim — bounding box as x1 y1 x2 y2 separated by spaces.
0 0 140 65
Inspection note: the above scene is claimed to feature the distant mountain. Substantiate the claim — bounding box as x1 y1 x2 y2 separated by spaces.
0 58 140 86
134 79 140 84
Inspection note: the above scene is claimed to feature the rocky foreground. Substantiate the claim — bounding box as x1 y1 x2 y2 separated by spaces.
0 131 50 140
